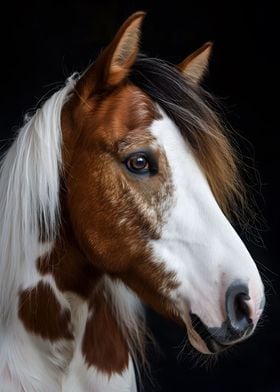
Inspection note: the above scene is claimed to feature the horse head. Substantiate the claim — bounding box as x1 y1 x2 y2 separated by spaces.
60 12 265 354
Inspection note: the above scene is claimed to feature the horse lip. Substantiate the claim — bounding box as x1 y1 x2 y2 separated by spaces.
208 338 228 353
189 313 230 354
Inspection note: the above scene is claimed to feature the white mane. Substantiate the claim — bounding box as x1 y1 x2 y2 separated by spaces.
0 76 76 326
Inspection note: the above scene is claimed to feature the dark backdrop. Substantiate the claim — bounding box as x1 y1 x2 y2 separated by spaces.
1 1 279 391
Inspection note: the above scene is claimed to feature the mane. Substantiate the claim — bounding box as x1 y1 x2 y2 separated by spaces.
0 76 76 325
130 55 245 222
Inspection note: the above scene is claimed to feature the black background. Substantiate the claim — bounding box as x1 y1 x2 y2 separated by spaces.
0 1 279 391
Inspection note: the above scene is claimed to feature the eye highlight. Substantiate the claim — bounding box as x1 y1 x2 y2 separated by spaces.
123 151 158 176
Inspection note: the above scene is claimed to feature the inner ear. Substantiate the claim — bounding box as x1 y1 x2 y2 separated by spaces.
178 42 213 84
109 15 144 74
77 11 145 99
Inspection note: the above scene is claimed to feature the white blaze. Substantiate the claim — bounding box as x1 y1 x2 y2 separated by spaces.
149 109 264 332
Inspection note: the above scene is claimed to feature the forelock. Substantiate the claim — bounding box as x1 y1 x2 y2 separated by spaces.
130 55 245 222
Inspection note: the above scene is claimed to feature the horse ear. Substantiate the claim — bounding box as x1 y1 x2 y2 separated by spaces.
103 11 145 86
178 42 213 84
77 11 145 98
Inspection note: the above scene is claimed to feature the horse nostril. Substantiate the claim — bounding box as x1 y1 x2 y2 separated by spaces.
226 282 253 338
234 293 250 321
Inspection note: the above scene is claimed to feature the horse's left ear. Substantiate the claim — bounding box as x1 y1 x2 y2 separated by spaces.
77 11 145 98
178 42 213 84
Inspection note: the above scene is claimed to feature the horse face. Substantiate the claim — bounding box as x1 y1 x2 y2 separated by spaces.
147 109 265 353
64 12 265 354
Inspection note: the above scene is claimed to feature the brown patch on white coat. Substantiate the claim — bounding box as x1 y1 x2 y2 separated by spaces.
82 290 129 375
18 281 73 341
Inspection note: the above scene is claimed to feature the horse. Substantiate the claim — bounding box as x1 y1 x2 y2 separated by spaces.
0 11 265 392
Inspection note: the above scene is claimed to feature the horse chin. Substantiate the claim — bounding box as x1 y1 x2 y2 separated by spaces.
187 327 212 354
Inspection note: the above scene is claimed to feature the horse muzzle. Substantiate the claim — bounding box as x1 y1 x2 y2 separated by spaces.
188 281 265 354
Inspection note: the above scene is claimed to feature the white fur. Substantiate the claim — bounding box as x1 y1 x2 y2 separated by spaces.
149 108 264 351
62 290 138 392
0 244 74 391
63 353 137 392
0 313 73 392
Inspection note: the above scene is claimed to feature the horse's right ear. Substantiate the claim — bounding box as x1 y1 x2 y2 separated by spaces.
76 11 145 99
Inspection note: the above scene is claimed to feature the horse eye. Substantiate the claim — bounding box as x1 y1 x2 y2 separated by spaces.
125 153 150 174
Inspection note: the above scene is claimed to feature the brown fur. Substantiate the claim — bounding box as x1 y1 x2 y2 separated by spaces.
18 281 73 341
82 290 129 374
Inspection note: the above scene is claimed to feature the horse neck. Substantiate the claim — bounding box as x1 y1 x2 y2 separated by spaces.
38 211 101 296
0 221 133 379
37 225 135 375
0 230 134 388
0 85 137 384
